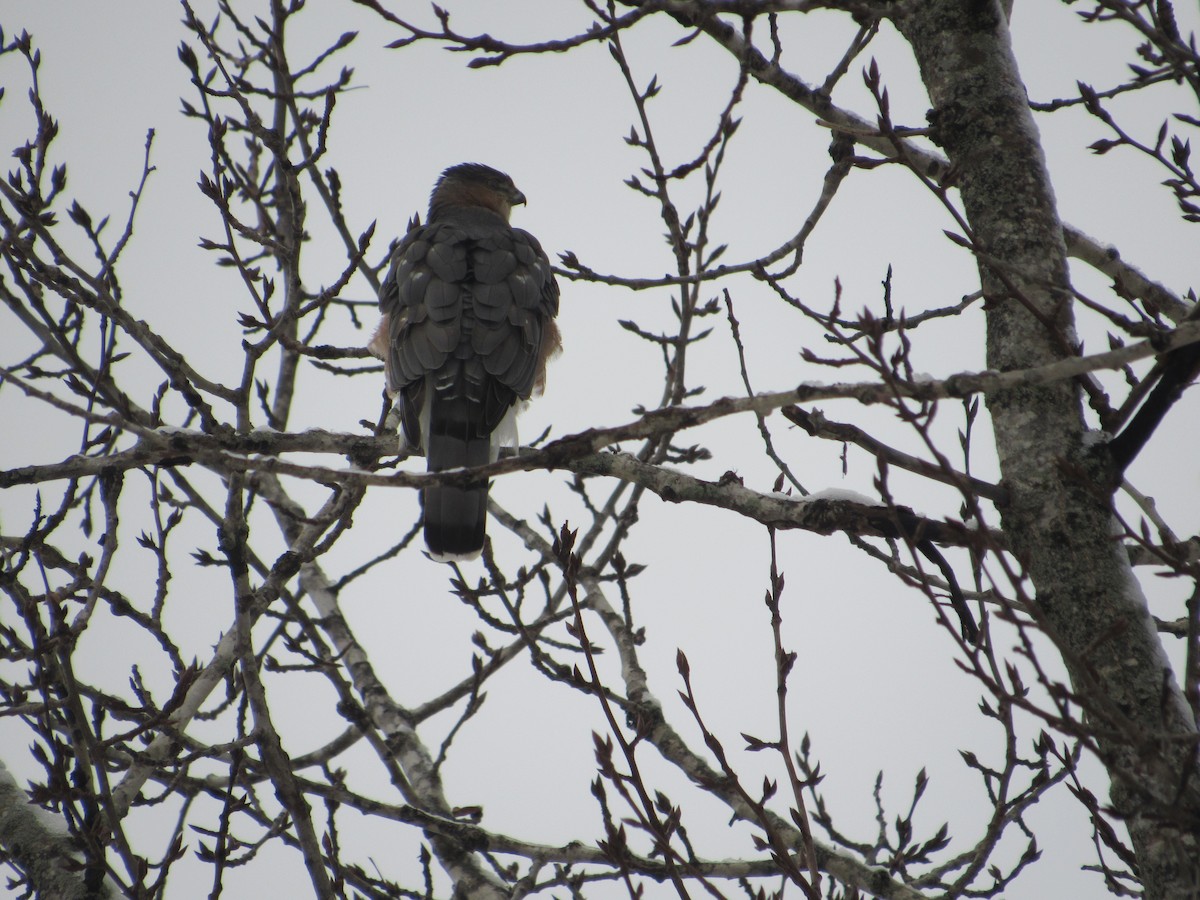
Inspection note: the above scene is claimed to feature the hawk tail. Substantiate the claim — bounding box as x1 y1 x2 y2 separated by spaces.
423 392 490 561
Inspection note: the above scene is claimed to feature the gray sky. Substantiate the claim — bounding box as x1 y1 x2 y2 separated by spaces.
2 2 1198 897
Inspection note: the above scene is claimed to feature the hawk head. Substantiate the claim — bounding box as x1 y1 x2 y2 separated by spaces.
429 162 527 221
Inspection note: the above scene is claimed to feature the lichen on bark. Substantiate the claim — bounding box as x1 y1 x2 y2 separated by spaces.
894 1 1200 896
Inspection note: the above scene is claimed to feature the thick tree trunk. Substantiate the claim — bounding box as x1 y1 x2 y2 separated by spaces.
894 2 1199 897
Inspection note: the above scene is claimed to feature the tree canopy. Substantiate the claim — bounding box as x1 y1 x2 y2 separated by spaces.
1 1 1198 897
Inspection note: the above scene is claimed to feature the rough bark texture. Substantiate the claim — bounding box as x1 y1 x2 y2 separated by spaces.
0 765 97 899
894 2 1200 897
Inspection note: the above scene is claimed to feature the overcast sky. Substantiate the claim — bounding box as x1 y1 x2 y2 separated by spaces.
2 2 1198 897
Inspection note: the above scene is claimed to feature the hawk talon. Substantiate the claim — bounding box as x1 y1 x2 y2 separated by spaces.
383 397 404 439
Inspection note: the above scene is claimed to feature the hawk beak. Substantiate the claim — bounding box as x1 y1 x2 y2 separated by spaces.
511 189 527 207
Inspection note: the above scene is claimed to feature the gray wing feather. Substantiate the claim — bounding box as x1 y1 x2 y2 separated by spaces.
379 212 559 442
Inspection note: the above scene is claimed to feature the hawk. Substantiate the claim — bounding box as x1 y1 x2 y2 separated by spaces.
371 163 561 560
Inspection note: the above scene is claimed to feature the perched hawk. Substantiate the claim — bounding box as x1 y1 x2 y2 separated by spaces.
371 163 561 560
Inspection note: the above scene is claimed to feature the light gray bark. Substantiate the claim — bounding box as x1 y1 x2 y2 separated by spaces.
0 762 101 900
894 2 1199 897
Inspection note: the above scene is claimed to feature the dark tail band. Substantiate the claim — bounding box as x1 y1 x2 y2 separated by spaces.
423 393 491 560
